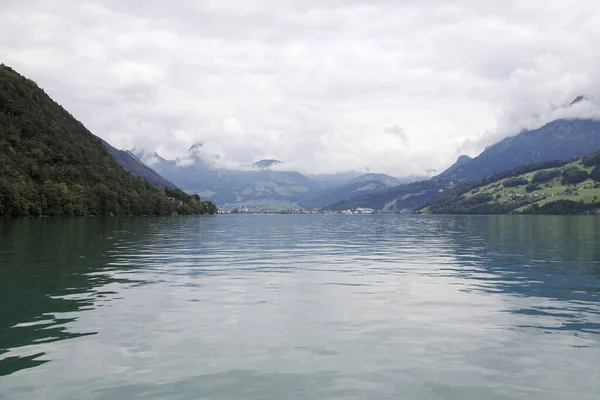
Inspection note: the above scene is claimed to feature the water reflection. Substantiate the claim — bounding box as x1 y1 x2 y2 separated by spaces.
0 218 149 376
436 216 600 337
0 215 599 399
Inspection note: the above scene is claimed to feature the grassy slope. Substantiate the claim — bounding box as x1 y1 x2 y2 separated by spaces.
467 161 598 208
421 158 600 214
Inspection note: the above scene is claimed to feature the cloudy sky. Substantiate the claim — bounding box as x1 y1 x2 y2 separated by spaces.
2 0 600 176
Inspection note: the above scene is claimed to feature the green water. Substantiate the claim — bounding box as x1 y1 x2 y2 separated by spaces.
1 215 599 399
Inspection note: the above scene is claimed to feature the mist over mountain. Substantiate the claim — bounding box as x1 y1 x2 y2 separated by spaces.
130 145 418 210
102 140 177 189
252 159 282 170
5 1 600 179
437 118 600 181
334 102 600 213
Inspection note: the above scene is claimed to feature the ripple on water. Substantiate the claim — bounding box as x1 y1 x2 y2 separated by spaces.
0 215 599 399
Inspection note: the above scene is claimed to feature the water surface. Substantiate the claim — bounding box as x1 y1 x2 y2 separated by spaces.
1 215 599 399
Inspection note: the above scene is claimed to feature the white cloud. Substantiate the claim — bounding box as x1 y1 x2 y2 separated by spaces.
2 0 600 175
384 125 411 149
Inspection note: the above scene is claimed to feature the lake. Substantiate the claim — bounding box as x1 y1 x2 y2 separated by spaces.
1 215 599 399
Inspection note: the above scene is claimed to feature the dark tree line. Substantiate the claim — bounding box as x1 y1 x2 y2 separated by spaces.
591 166 600 182
582 150 600 167
0 64 217 216
531 169 561 184
503 177 529 188
523 200 596 215
561 167 589 185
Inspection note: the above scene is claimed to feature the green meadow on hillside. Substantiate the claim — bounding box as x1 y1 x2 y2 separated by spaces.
419 151 600 214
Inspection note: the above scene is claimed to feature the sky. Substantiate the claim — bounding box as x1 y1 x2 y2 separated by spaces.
2 0 600 176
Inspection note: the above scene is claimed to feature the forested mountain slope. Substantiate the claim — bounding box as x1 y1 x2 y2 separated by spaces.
0 65 216 216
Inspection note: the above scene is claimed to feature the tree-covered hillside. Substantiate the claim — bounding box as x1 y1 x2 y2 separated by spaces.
418 150 600 215
0 65 217 216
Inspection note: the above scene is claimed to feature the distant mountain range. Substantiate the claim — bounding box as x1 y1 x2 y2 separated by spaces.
111 97 600 213
300 173 424 209
436 119 600 181
332 114 600 213
301 180 388 209
131 148 417 210
328 179 450 212
134 150 321 208
123 111 600 212
7 63 599 216
348 173 402 187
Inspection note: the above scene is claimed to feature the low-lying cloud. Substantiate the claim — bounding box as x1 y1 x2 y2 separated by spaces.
2 0 600 176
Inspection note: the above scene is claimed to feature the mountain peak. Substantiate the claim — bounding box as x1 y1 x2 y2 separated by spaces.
348 173 400 187
571 95 586 105
433 155 473 180
189 142 204 152
437 119 600 181
253 159 281 170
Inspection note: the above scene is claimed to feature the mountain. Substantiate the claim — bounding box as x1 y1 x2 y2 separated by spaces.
348 173 401 187
436 119 600 181
189 142 204 152
418 149 600 215
0 64 217 216
306 171 369 189
336 103 600 213
327 179 451 212
137 149 429 210
133 146 433 210
436 155 472 180
252 159 281 170
300 180 388 209
299 173 425 209
101 140 176 189
138 150 324 209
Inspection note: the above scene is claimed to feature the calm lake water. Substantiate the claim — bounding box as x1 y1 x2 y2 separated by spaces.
1 215 599 399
